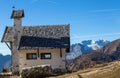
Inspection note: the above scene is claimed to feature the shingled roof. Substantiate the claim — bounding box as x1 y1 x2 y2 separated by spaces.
1 24 70 49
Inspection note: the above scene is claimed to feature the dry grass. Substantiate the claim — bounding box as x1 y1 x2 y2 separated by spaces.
11 76 20 78
4 61 120 78
49 60 120 78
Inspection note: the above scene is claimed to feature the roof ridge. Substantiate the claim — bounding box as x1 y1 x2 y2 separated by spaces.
6 24 70 27
23 24 70 27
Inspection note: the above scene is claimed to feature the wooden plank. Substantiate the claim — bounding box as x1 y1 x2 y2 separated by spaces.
5 42 12 51
60 48 62 57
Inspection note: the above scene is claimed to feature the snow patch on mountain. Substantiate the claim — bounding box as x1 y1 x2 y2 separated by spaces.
66 40 110 59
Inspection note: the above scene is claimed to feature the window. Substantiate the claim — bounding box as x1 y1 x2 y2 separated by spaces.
41 53 51 59
26 53 37 60
66 48 70 52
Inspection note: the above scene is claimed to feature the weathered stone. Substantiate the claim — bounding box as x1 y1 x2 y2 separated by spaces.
21 65 52 78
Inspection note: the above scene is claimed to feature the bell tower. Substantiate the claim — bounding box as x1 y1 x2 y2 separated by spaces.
11 10 24 47
11 10 24 73
11 10 24 25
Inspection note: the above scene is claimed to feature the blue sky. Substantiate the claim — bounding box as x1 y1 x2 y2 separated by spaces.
0 0 120 55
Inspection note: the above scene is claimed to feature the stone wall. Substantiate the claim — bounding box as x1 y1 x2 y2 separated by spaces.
19 48 66 72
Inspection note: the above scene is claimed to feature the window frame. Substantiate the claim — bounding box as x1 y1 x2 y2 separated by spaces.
26 53 37 60
41 53 51 59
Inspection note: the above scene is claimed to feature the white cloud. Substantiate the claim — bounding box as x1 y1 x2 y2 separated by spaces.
71 32 120 39
0 50 10 51
0 50 11 55
30 0 57 4
30 0 40 3
47 0 57 5
90 9 120 13
0 43 11 55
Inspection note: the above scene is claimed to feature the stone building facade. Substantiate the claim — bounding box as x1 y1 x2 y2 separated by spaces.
1 10 70 73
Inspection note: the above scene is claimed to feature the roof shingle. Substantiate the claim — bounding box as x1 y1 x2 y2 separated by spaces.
1 24 70 49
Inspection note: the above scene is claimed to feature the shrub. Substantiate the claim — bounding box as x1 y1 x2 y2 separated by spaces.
2 67 7 73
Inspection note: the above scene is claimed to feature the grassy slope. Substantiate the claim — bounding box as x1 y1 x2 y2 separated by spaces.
49 60 120 78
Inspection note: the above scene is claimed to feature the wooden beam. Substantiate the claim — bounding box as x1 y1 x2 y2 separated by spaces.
5 42 12 51
10 42 13 50
60 48 62 57
37 49 39 58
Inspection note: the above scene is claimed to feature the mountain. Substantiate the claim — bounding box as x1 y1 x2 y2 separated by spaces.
66 40 110 59
0 54 11 72
101 39 120 54
67 39 120 72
